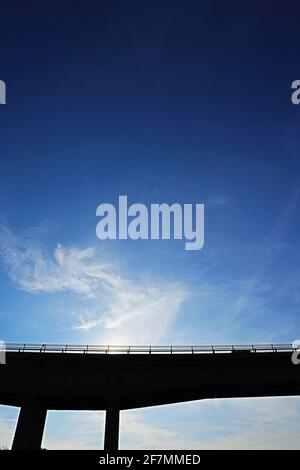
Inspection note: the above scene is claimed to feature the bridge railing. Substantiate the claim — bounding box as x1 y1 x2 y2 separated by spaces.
2 343 296 355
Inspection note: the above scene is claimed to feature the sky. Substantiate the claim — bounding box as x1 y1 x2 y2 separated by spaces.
1 0 300 449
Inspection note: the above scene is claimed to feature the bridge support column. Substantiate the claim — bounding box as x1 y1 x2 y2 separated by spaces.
104 395 120 450
12 401 47 450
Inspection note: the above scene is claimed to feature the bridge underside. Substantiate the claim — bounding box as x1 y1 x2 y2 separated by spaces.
1 350 300 449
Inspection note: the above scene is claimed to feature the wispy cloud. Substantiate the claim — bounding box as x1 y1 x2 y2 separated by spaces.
271 184 300 237
0 226 188 344
0 226 121 296
0 406 19 449
220 183 300 326
41 397 300 450
182 396 300 449
43 409 200 450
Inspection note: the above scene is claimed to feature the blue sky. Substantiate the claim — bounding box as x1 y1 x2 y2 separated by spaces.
1 0 300 449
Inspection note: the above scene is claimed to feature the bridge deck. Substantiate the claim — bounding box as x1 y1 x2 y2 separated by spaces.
1 343 299 450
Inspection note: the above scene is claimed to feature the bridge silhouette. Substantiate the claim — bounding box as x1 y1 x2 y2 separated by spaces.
0 342 299 450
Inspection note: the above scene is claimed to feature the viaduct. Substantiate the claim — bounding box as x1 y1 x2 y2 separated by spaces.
0 343 299 450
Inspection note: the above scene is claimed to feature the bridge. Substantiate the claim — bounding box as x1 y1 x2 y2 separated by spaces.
0 342 299 450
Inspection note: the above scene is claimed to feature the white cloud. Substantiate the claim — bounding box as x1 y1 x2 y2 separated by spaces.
0 226 121 296
0 226 188 344
120 412 199 449
42 411 104 450
42 397 300 450
182 396 300 449
0 406 19 449
43 410 200 450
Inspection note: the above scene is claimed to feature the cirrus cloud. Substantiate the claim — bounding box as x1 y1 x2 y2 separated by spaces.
0 225 188 344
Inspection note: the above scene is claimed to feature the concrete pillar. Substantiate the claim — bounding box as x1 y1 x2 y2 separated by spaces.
104 395 120 450
12 401 47 450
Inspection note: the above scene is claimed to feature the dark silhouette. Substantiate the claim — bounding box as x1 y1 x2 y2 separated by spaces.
1 343 299 450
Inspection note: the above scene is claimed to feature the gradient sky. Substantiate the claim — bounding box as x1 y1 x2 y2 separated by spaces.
1 0 300 449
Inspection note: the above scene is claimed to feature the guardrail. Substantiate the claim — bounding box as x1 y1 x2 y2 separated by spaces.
2 343 296 355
